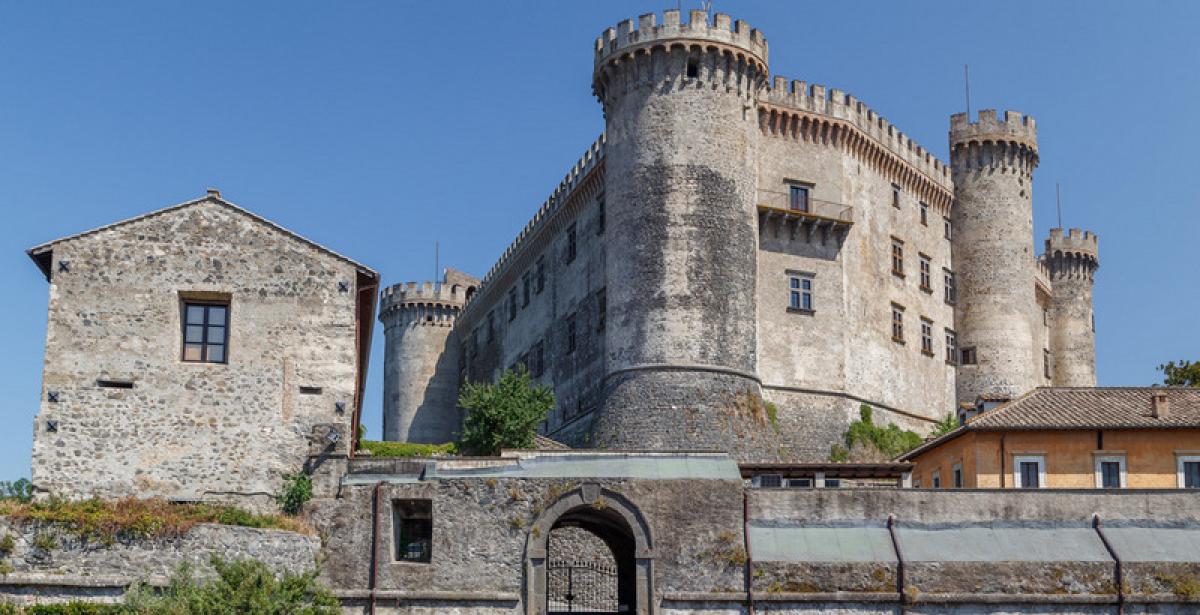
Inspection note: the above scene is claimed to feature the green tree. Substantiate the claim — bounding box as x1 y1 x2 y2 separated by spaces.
124 557 339 614
0 479 33 503
929 414 960 438
1159 360 1200 387
458 366 554 456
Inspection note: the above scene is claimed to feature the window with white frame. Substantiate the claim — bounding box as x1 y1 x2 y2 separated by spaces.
1178 455 1200 489
788 272 814 312
1095 455 1126 489
1014 455 1046 488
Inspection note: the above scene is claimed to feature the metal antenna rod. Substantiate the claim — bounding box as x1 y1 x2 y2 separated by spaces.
435 241 440 287
1056 183 1063 228
964 64 971 118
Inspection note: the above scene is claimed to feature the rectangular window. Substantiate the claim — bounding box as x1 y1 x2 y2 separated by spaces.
486 311 495 342
919 254 932 292
393 500 433 563
530 340 544 377
182 301 229 364
596 288 606 332
960 346 977 365
756 474 783 488
824 479 842 488
566 313 577 354
566 223 577 263
891 238 905 277
507 288 517 322
1015 456 1045 489
945 329 958 365
943 216 952 240
788 273 814 312
891 304 905 343
1043 349 1052 379
522 272 531 307
789 185 810 212
786 478 812 488
1177 456 1200 488
920 318 934 356
1095 456 1125 489
919 202 929 226
892 184 901 209
536 256 546 294
596 195 606 235
932 471 941 489
952 463 963 488
943 269 957 304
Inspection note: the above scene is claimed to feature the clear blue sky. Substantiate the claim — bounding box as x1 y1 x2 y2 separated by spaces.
2 1 1197 480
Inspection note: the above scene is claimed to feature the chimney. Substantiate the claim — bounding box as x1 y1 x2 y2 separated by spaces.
1151 392 1170 419
206 188 221 198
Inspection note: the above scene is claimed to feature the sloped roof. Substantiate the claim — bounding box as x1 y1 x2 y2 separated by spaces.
967 387 1200 430
899 387 1200 461
26 191 377 280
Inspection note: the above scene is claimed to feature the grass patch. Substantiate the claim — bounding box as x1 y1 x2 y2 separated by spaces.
359 440 457 458
0 498 310 543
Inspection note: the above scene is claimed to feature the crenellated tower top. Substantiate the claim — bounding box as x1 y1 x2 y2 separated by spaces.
1043 228 1100 280
379 269 478 328
594 10 768 71
950 110 1039 175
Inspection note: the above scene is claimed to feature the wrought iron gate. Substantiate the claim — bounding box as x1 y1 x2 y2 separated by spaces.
547 560 619 613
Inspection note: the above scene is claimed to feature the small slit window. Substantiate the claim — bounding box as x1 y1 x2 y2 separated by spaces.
182 301 229 364
299 386 323 395
97 379 134 389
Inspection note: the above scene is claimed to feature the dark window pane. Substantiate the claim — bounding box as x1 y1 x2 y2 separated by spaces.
185 325 205 344
186 305 206 324
208 306 227 325
206 345 225 363
1021 462 1040 488
1185 462 1200 488
183 344 203 361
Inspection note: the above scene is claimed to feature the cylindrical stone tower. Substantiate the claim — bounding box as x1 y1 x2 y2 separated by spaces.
950 110 1041 404
591 10 768 451
378 281 468 443
1043 228 1100 386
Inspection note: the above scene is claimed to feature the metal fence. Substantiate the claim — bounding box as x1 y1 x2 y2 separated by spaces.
757 188 854 222
547 560 619 613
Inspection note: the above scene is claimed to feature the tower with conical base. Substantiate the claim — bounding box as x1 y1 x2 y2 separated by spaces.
950 110 1043 404
1043 228 1100 386
591 10 770 450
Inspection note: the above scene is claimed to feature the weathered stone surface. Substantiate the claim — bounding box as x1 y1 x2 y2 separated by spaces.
27 196 373 508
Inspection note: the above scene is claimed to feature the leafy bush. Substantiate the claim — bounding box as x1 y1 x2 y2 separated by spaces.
830 405 923 462
124 557 339 614
458 366 554 456
25 604 125 614
929 413 960 438
275 473 313 516
0 479 33 503
0 498 308 542
359 441 457 458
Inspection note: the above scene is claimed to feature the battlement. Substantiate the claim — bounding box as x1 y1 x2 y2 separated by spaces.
762 77 952 189
594 10 768 71
380 281 469 313
950 110 1037 148
463 134 606 319
1045 228 1100 259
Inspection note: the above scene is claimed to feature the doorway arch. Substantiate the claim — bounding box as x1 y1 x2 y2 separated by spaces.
525 483 654 614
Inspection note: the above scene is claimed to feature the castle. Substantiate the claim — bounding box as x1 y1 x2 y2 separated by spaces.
380 10 1100 459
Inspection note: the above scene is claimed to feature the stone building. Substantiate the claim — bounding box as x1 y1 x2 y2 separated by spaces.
25 190 378 507
380 10 1101 459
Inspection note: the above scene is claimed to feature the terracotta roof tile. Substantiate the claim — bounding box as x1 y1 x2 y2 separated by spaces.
966 387 1200 430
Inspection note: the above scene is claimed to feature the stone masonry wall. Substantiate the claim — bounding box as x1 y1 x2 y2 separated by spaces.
30 197 363 507
0 518 319 606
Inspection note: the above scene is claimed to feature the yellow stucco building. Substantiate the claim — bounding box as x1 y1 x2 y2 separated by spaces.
900 387 1200 489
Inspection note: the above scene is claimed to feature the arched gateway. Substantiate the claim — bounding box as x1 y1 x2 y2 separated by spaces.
525 483 654 614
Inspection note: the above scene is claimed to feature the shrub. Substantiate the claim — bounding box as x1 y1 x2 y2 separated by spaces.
829 405 924 462
0 480 33 504
124 557 339 614
929 413 960 438
458 366 554 456
25 604 124 614
0 498 308 542
276 473 313 516
358 441 457 458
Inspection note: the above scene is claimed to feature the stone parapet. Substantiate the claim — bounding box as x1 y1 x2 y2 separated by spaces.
594 10 767 72
379 281 468 314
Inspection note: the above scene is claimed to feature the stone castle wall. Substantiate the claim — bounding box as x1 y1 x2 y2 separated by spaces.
29 197 365 506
